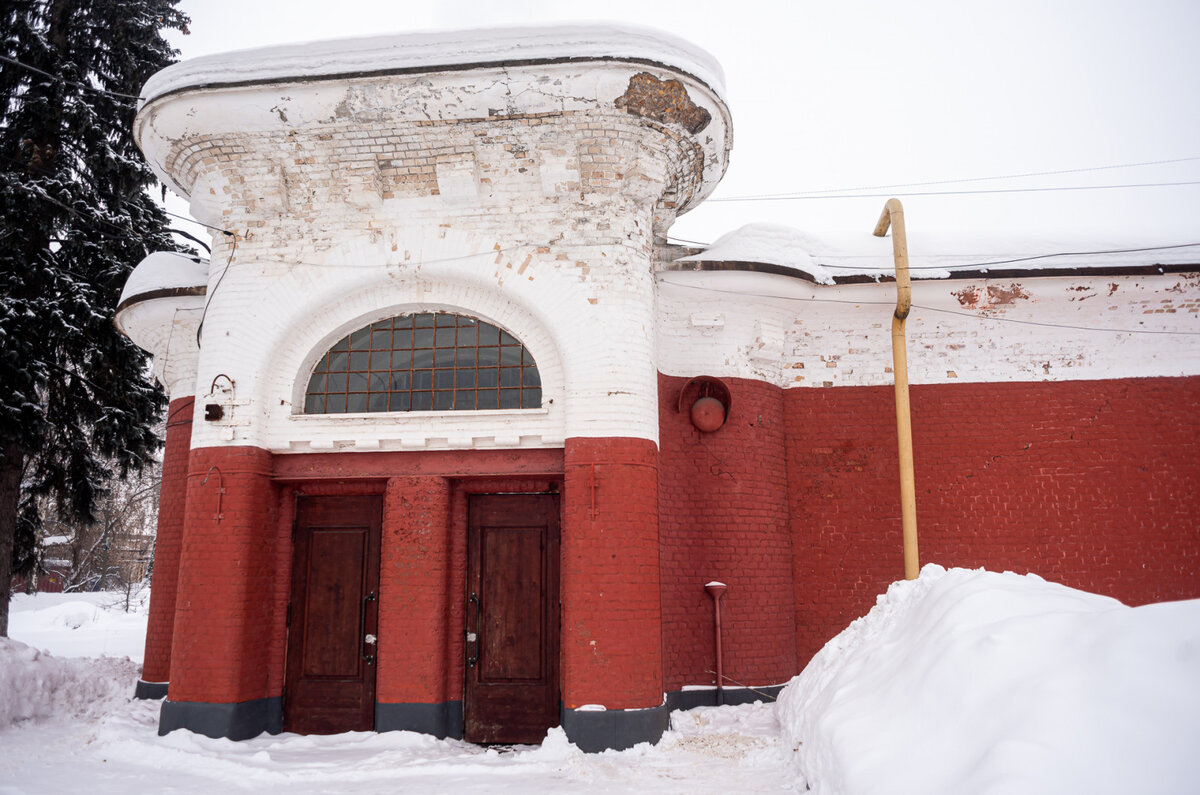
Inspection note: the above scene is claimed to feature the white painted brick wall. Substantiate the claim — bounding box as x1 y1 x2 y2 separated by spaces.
133 61 730 453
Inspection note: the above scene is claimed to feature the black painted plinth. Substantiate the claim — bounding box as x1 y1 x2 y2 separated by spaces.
665 684 785 711
375 701 463 739
560 704 670 753
134 679 168 700
159 696 282 740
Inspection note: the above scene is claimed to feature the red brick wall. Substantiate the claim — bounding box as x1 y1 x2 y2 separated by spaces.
376 476 453 705
561 437 663 709
141 397 194 684
168 446 281 704
788 376 1200 668
658 375 797 691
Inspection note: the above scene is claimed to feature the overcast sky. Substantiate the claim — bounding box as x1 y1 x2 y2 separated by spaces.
164 0 1200 251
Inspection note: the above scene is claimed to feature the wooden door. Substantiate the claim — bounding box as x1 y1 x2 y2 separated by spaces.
464 494 560 744
284 495 381 734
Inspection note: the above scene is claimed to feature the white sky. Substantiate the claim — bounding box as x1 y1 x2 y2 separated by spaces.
164 0 1200 250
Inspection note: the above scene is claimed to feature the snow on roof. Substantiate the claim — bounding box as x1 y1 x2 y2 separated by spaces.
140 23 726 109
117 251 208 309
681 223 1200 284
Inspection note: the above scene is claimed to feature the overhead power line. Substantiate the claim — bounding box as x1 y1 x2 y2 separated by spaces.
715 156 1200 200
708 181 1200 203
0 53 142 102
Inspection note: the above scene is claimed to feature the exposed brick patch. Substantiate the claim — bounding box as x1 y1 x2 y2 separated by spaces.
616 72 711 134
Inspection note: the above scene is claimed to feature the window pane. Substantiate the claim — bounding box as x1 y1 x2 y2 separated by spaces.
303 313 542 416
327 351 348 372
500 346 522 365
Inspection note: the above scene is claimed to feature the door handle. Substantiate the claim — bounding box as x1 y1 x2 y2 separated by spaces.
466 592 481 667
360 591 376 665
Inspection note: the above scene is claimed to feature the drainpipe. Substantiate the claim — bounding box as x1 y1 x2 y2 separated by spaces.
705 581 727 704
873 199 920 580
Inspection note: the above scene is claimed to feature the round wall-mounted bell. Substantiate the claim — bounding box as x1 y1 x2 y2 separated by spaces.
690 395 727 432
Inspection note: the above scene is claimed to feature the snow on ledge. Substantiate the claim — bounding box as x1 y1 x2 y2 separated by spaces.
140 23 727 108
117 251 208 308
679 222 1200 283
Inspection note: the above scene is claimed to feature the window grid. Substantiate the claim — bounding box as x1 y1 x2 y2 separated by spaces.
304 313 542 414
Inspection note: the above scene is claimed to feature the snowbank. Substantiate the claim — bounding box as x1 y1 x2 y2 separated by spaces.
8 590 149 662
0 638 140 729
777 565 1200 794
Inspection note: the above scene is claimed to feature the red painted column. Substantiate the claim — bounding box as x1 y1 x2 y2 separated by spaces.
561 437 662 709
138 397 194 692
377 476 453 706
167 446 280 705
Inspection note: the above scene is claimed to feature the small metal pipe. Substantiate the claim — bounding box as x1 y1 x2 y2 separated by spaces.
705 581 727 705
874 199 920 580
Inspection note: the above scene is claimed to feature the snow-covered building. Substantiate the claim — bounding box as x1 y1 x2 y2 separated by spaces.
116 25 1200 750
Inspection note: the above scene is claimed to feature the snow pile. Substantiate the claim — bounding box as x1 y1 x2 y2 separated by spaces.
0 638 140 729
681 222 1200 282
8 590 150 662
777 564 1200 795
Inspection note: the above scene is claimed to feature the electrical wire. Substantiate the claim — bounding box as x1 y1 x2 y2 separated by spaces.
707 181 1200 203
717 156 1200 200
656 276 1200 336
811 242 1200 271
0 53 142 102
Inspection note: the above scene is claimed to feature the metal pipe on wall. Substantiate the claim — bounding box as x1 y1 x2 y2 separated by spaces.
705 581 727 704
874 199 921 580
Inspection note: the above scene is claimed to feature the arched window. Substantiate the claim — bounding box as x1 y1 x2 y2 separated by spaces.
303 313 542 414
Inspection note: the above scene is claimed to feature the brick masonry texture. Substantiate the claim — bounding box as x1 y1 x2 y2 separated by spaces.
562 437 663 709
786 375 1200 668
658 374 797 691
140 396 194 684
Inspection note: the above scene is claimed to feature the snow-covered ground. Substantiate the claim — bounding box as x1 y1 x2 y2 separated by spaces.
4 567 1198 794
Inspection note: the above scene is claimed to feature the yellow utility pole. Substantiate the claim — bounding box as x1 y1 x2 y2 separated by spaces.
873 199 920 580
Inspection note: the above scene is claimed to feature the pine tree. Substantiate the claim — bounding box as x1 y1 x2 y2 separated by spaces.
0 0 190 634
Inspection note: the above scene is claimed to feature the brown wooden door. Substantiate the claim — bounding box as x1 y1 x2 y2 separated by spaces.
464 493 560 744
284 495 381 734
